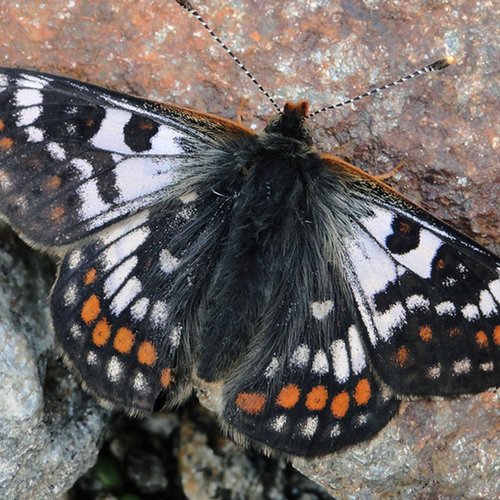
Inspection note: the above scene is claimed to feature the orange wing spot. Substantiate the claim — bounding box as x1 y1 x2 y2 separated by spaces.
354 378 371 406
399 221 411 233
276 384 301 409
0 119 5 131
475 330 488 348
113 327 135 354
419 325 432 342
305 385 329 411
81 294 100 325
330 391 350 418
47 175 62 190
235 392 266 415
160 368 172 388
85 118 95 127
493 325 500 345
92 318 111 347
84 268 97 285
449 327 461 337
138 120 154 130
395 346 409 367
137 341 157 366
50 206 65 222
0 137 13 151
435 259 446 270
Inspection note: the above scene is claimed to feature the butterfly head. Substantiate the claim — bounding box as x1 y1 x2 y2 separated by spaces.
264 101 313 146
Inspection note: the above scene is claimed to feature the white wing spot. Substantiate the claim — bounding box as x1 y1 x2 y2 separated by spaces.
87 351 98 365
102 227 150 271
26 126 44 142
133 372 148 391
435 301 456 316
488 275 500 301
348 232 398 298
330 340 349 383
169 325 182 348
330 424 341 438
151 300 169 327
311 350 329 375
348 325 366 374
18 74 48 89
264 356 280 378
70 324 83 339
67 250 82 269
461 304 480 321
47 142 66 161
479 290 497 317
453 358 471 375
15 88 43 107
130 297 150 321
290 344 310 368
64 284 78 306
179 192 199 204
160 249 181 274
479 362 493 372
78 179 111 220
310 300 334 320
301 416 318 438
150 300 169 326
392 230 443 279
107 356 123 382
17 105 42 126
71 158 93 179
406 294 430 311
271 415 287 432
427 364 441 379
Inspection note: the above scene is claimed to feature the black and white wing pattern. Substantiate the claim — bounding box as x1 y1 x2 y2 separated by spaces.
338 172 499 395
0 67 253 411
0 67 252 246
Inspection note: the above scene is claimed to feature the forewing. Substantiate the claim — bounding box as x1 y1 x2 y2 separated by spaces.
52 188 235 411
333 161 500 395
0 67 252 247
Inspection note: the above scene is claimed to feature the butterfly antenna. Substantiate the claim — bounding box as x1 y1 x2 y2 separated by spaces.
175 0 282 113
307 56 455 118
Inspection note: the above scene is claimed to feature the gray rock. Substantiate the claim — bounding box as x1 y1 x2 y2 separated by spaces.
0 231 110 499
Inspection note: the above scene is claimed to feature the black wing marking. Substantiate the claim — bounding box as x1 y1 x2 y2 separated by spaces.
0 67 253 247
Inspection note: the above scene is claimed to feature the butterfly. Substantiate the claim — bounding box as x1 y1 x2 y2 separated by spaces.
0 47 498 459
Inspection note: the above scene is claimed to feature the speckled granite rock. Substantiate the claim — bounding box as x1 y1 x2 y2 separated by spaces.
0 0 498 498
0 230 109 498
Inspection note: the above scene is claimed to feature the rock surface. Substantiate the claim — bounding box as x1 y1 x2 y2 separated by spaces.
0 0 498 498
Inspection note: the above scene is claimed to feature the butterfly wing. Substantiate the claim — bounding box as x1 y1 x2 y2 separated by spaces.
0 67 254 411
333 160 500 395
0 67 252 247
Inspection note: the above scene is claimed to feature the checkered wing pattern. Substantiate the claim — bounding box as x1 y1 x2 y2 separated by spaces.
0 67 250 246
341 176 500 395
52 190 235 411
